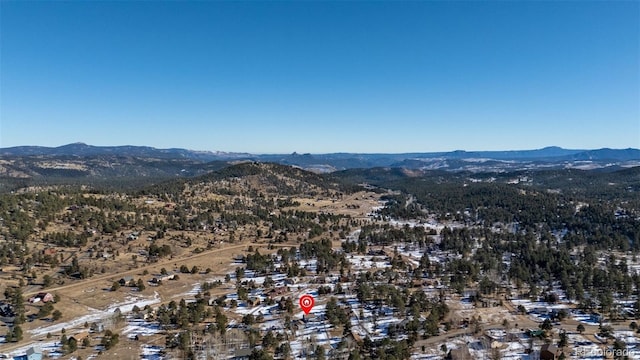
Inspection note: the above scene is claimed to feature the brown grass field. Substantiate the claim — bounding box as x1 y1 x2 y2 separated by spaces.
1 190 384 358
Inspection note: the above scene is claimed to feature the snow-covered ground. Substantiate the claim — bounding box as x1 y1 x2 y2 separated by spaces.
388 219 446 233
289 308 340 359
29 292 161 337
347 255 391 270
298 259 318 273
497 340 528 360
122 317 161 339
8 341 63 359
510 298 571 322
141 344 164 359
612 331 640 358
570 310 602 326
4 292 164 360
568 333 602 359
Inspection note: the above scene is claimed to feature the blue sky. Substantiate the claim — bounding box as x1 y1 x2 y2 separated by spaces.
1 1 638 153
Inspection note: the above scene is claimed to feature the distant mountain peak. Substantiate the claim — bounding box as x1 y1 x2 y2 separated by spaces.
0 143 638 174
62 142 89 147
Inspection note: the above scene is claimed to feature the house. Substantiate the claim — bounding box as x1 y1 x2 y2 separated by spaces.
231 348 251 360
0 303 15 322
540 343 560 360
12 347 42 360
159 272 175 281
89 322 105 333
28 293 54 303
528 329 545 338
505 332 521 342
448 344 472 360
0 303 15 317
119 276 134 286
69 331 90 345
531 307 550 316
267 286 288 299
367 249 386 256
302 313 319 323
151 272 175 284
340 331 360 349
424 279 438 286
589 313 603 323
248 296 261 306
42 248 57 256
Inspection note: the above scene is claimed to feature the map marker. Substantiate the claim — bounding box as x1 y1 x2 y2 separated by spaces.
299 294 315 315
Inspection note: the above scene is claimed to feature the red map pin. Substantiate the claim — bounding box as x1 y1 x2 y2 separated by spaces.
299 294 315 315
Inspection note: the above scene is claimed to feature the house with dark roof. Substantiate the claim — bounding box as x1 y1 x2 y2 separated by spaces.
540 343 560 360
0 303 14 317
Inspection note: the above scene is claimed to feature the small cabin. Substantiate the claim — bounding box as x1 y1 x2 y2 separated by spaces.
540 343 560 360
28 293 54 303
69 332 90 345
267 287 288 299
151 272 175 283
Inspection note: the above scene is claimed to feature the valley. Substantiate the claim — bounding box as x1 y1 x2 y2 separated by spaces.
0 161 639 359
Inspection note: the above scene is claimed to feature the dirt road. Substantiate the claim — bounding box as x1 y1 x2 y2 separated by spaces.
24 242 294 297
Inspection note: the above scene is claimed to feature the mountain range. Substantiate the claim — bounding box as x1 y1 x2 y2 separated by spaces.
0 142 638 193
2 143 639 170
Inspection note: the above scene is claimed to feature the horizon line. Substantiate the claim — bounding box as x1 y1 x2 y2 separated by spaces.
1 142 639 155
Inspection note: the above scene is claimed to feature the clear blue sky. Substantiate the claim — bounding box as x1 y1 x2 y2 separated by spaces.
1 1 638 153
